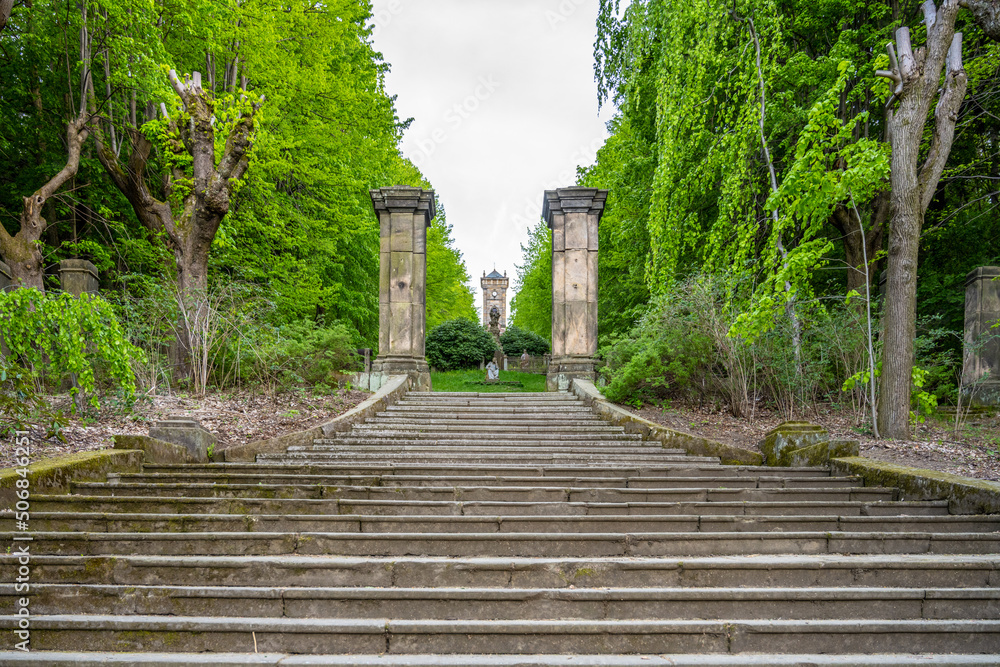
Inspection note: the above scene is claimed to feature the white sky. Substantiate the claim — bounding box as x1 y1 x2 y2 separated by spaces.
369 0 615 317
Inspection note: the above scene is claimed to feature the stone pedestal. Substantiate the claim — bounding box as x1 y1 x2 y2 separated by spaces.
369 186 435 391
963 267 1000 405
0 259 12 291
58 259 99 296
543 187 607 391
148 419 213 463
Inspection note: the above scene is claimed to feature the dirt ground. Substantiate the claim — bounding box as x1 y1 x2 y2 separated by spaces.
1 389 368 470
626 401 1000 482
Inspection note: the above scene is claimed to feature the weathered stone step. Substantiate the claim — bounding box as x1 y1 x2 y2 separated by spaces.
385 405 596 414
6 530 997 557
4 584 996 620
6 512 996 535
24 495 948 517
139 463 834 478
67 482 897 503
0 615 995 654
104 473 860 490
405 392 579 400
255 454 720 466
9 554 994 588
368 416 608 425
0 652 992 666
295 445 662 455
350 424 630 434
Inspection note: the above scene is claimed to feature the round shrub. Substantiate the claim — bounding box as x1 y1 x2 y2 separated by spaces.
499 324 550 356
426 319 497 371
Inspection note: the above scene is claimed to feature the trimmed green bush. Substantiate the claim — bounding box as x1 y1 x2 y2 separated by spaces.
426 319 497 371
500 325 550 356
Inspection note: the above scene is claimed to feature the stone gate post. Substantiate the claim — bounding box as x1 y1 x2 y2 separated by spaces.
368 186 435 391
58 259 100 296
543 187 607 391
963 266 1000 405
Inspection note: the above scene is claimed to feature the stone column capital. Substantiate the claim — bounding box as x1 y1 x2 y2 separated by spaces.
370 186 436 227
542 187 608 226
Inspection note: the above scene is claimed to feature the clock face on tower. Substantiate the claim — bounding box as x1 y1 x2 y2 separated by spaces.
492 291 497 297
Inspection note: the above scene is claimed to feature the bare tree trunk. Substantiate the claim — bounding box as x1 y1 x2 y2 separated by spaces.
0 5 93 290
876 0 968 439
0 0 14 33
93 69 263 383
960 0 1000 41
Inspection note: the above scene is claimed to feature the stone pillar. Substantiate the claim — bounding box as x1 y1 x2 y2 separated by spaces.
58 259 99 296
963 267 1000 405
0 259 11 291
543 187 607 391
369 186 435 391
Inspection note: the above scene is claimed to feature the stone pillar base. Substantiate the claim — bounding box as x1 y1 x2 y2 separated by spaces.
546 357 597 392
372 356 431 392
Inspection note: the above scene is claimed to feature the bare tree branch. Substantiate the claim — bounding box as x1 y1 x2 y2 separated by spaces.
920 32 968 210
960 0 1000 42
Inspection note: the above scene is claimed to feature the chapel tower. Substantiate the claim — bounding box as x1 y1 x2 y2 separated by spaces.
481 269 509 334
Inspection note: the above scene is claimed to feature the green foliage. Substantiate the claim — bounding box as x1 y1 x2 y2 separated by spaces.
510 220 552 340
499 325 550 357
0 359 66 439
426 212 478 330
0 290 141 410
425 319 497 371
261 320 360 392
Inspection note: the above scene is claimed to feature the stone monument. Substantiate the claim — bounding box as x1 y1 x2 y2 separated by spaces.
481 269 509 334
543 187 607 391
368 186 435 391
963 266 1000 405
58 259 99 296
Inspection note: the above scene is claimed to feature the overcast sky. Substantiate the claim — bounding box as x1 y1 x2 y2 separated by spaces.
369 0 615 317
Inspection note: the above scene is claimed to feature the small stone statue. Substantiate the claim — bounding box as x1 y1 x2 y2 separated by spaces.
489 305 501 329
486 359 499 381
520 349 530 371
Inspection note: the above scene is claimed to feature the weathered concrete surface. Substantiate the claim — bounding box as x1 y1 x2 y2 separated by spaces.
962 266 1000 405
147 419 214 462
831 456 1000 515
0 450 143 502
571 379 762 466
113 435 206 464
544 188 606 391
760 422 830 466
223 375 412 462
370 186 435 391
57 258 99 296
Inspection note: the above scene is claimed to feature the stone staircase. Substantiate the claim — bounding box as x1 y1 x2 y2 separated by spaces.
2 390 999 665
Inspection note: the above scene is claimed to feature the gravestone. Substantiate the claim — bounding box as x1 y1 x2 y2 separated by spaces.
367 186 435 391
962 266 1000 405
543 187 607 391
58 259 99 296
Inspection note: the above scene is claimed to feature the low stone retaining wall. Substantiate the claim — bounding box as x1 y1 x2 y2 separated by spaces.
570 379 763 466
221 375 413 462
0 450 143 502
832 456 1000 515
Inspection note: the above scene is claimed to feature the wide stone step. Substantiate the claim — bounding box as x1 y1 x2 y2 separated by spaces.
5 530 997 557
138 463 835 478
8 554 996 588
295 445 662 455
314 438 649 448
0 652 992 666
385 406 596 415
368 416 608 425
0 615 995 654
24 495 949 517
67 482 898 503
254 454 719 466
4 584 996 620
6 512 996 535
103 473 861 490
350 424 630 434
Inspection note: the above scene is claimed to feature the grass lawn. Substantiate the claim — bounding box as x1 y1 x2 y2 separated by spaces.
431 369 548 393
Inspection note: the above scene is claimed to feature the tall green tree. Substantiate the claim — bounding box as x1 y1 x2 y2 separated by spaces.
510 219 552 340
